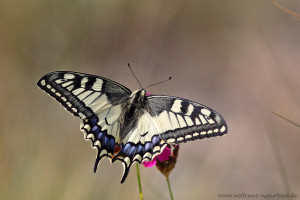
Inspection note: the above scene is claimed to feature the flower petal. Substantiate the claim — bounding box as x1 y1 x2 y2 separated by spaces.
157 147 171 162
143 159 156 168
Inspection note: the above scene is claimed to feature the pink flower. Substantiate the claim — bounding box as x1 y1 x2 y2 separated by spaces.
146 92 151 96
142 159 156 168
156 145 179 178
142 144 180 178
156 147 171 162
143 146 171 168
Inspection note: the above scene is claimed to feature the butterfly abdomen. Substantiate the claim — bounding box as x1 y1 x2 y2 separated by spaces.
120 89 148 140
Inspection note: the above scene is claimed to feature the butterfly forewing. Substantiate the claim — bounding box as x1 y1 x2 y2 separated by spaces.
147 96 228 144
37 71 131 119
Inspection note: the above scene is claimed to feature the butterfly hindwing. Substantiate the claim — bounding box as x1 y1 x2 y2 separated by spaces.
113 111 168 183
80 114 167 184
147 95 228 144
80 90 168 183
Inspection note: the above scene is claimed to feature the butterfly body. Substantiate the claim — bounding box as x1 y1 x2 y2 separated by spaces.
120 89 148 140
38 71 227 183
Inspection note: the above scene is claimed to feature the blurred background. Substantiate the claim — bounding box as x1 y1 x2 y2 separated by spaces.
1 0 300 199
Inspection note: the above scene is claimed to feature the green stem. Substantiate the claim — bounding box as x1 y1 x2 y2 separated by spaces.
166 177 174 200
272 112 300 128
136 164 144 200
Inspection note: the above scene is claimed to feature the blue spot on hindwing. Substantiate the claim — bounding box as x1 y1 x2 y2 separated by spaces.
122 143 131 155
89 117 98 126
136 144 144 155
97 132 104 140
144 143 152 152
151 135 160 145
108 137 115 153
102 136 109 147
91 125 100 133
128 146 136 158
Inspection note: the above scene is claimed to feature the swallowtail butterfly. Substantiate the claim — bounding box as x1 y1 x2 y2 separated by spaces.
37 71 227 183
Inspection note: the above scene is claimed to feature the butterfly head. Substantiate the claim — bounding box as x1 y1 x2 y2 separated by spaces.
130 89 148 103
140 89 147 96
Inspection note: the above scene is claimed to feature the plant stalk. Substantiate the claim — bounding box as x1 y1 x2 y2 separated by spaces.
166 176 174 200
136 164 144 200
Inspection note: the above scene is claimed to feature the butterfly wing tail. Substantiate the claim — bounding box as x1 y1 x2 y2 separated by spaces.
94 153 102 173
120 162 131 183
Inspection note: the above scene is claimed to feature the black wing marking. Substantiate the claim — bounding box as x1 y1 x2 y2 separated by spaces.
37 71 131 119
147 95 228 144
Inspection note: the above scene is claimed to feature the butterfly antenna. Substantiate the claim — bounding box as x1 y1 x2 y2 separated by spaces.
128 63 142 88
145 76 172 89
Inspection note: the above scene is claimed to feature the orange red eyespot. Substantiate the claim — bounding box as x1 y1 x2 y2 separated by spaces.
114 145 122 154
